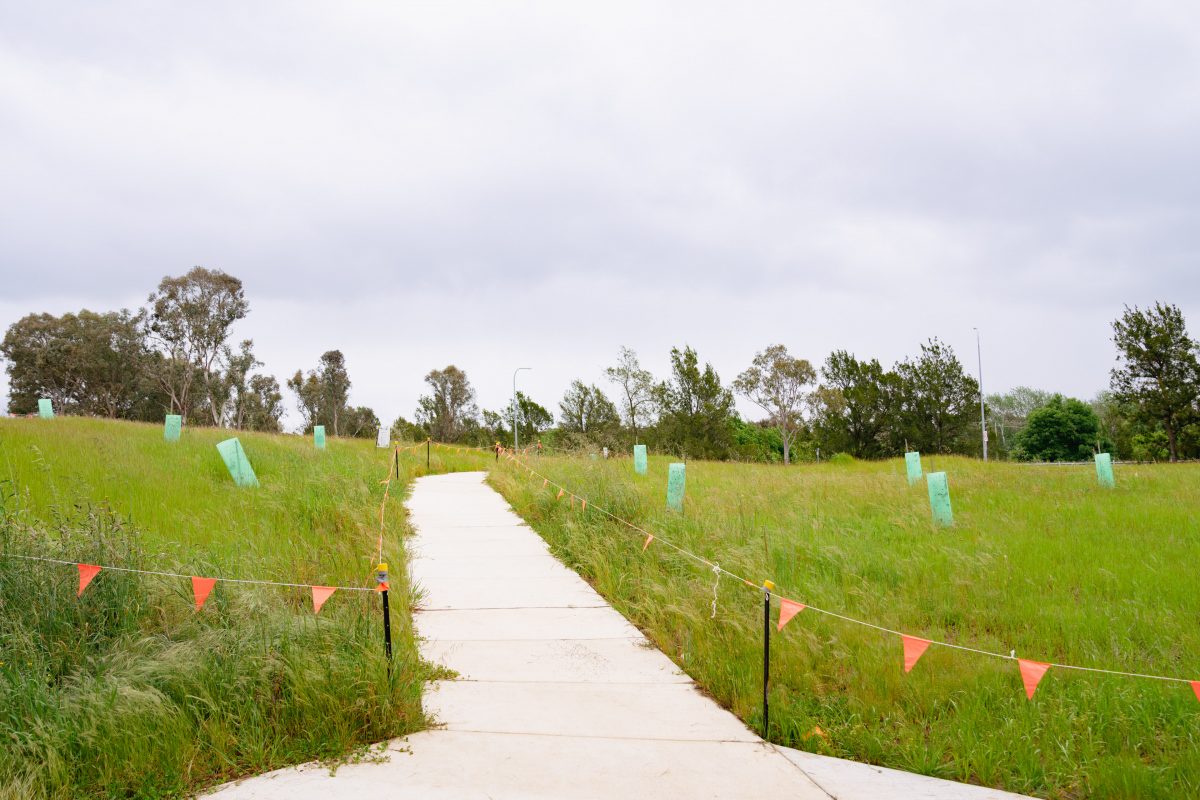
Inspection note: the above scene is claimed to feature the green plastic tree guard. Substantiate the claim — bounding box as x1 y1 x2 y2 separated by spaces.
905 451 922 485
164 414 182 442
667 462 686 511
633 444 648 475
1095 453 1115 488
314 425 326 450
37 398 53 419
926 471 953 527
216 438 259 487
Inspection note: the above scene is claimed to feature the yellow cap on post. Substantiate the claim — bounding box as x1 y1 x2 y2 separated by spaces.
763 580 775 592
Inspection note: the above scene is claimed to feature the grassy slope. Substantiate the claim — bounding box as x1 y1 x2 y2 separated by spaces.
489 453 1200 800
0 417 488 799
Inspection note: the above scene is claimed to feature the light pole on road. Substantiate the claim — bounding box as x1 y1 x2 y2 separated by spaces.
513 367 531 452
974 328 987 461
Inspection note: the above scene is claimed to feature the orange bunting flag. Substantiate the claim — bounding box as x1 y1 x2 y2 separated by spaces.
192 576 217 611
902 636 931 673
1191 681 1200 704
642 533 654 551
1019 659 1051 699
557 488 565 499
777 598 806 632
312 586 337 614
77 564 102 597
543 478 548 488
581 499 587 512
375 582 390 592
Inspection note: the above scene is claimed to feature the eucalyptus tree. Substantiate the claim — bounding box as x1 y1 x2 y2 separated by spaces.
734 344 815 464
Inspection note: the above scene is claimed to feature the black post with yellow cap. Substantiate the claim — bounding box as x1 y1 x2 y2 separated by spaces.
377 563 393 675
762 580 774 739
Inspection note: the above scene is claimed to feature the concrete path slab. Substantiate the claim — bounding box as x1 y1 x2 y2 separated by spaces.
418 574 607 609
420 638 692 683
205 471 1035 800
779 748 1028 800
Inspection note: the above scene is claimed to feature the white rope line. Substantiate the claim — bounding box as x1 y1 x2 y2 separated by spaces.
503 452 1199 687
709 563 721 619
2 553 378 592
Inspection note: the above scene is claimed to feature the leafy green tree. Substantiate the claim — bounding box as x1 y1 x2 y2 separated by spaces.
1 309 152 418
604 346 656 445
890 338 980 454
221 340 284 431
340 405 380 439
1014 395 1103 461
144 267 248 424
241 374 284 432
557 380 622 451
415 365 478 443
287 350 354 435
560 381 621 433
733 344 815 464
390 415 428 442
1110 302 1200 462
316 350 351 435
813 351 893 458
986 386 1051 455
655 345 735 459
729 417 787 462
485 392 553 447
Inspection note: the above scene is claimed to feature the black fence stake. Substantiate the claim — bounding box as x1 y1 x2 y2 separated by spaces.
377 563 393 676
393 446 399 480
762 581 773 740
426 438 431 471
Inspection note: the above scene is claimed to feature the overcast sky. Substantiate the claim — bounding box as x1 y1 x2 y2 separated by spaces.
2 2 1199 429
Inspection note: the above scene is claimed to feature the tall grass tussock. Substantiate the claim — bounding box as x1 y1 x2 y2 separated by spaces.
0 417 483 799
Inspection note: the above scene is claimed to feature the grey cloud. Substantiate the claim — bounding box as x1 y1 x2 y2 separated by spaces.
2 2 1199 423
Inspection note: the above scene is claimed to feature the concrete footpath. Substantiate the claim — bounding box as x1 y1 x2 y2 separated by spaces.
206 471 1032 799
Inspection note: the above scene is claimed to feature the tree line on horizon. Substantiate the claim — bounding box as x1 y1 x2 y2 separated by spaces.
0 268 378 439
3 268 1199 462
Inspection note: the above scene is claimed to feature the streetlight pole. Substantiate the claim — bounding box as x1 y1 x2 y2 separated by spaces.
513 367 531 452
974 328 987 461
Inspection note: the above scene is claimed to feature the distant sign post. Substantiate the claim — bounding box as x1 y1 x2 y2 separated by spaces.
37 398 54 419
164 414 182 442
314 425 326 450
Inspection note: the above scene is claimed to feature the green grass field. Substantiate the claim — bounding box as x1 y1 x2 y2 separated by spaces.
0 417 487 799
489 453 1200 800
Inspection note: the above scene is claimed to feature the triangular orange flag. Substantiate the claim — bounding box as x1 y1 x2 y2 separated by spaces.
77 564 101 596
581 500 587 511
312 586 336 614
375 582 390 592
902 636 931 673
642 533 654 551
543 478 548 488
192 576 217 611
1190 681 1200 703
557 488 565 499
1019 659 1050 699
777 598 805 632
